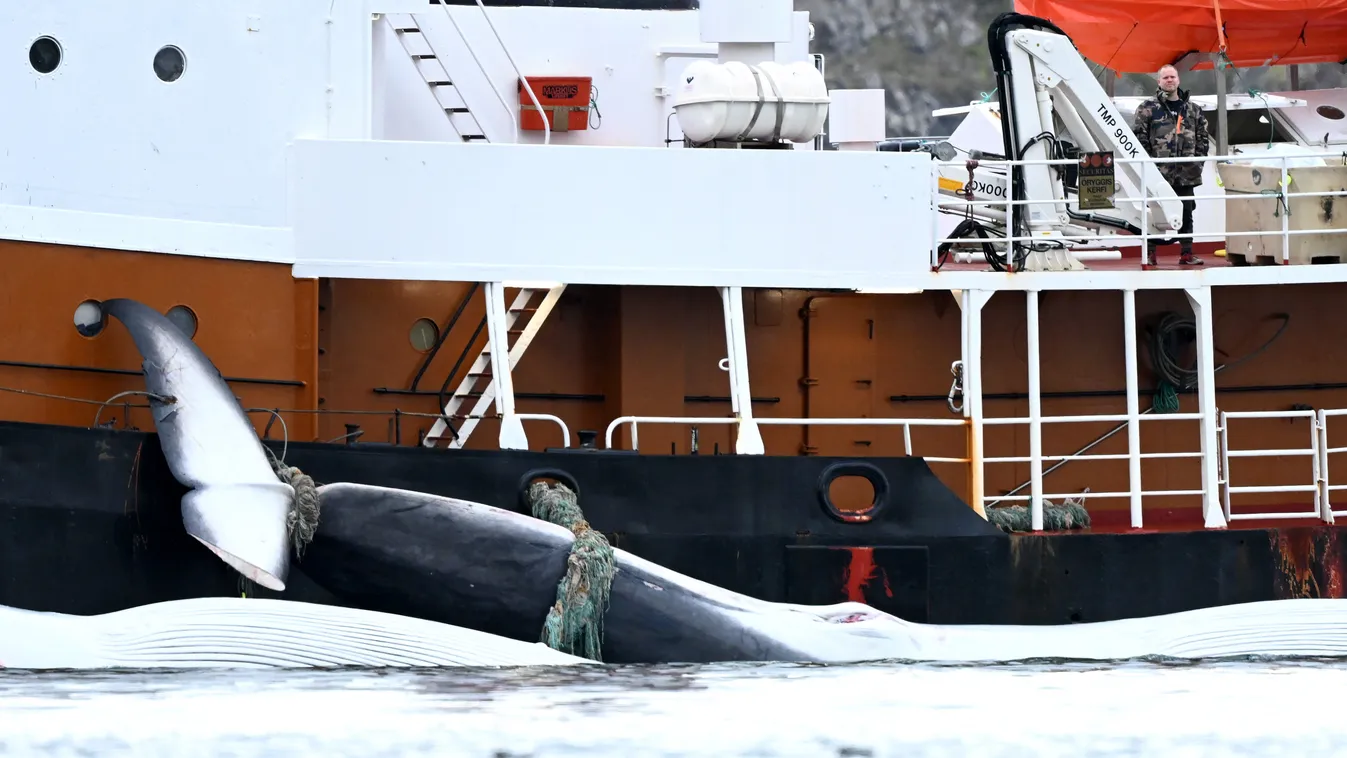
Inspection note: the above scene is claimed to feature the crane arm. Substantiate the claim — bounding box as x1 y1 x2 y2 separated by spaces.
937 13 1186 270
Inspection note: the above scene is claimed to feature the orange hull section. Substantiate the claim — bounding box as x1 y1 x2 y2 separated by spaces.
3 239 1346 527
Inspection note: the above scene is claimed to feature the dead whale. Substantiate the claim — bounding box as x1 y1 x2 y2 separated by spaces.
298 482 1347 664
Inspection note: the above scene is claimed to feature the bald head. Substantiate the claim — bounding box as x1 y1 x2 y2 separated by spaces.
1157 65 1180 98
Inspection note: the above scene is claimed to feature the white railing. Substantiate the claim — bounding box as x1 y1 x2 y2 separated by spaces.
516 412 570 448
427 411 570 448
981 412 1205 513
597 405 1347 529
931 149 1347 268
603 415 969 463
462 0 548 145
978 403 1347 529
417 2 549 145
1218 409 1323 522
1319 409 1347 522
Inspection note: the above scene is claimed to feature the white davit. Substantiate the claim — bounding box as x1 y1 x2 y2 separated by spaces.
672 60 830 144
0 597 590 670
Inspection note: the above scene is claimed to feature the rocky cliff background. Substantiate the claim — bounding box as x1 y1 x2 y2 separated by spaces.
800 0 1347 139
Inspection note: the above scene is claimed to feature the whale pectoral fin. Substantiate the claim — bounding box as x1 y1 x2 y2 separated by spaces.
102 297 294 588
182 484 294 592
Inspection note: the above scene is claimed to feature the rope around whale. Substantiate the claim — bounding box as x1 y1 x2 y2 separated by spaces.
264 447 321 558
526 481 615 662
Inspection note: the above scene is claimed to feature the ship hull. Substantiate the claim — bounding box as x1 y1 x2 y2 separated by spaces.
2 419 1343 631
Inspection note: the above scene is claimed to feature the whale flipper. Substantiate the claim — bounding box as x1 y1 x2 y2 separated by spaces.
102 298 293 591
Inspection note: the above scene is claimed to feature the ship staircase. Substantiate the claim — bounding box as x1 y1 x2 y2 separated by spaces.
383 12 487 142
412 284 566 449
382 5 546 145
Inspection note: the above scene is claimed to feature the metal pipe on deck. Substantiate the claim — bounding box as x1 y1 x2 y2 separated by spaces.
1123 288 1143 528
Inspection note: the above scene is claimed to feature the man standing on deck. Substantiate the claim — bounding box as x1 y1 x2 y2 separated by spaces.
1131 64 1209 267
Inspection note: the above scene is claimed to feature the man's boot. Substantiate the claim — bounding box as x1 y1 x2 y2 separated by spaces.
1179 245 1204 266
1144 241 1158 268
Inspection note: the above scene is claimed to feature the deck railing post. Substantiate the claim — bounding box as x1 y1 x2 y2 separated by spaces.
1319 409 1336 524
484 281 528 450
1027 290 1043 531
962 289 995 518
1185 286 1227 529
719 286 764 455
1281 154 1291 264
1122 288 1143 528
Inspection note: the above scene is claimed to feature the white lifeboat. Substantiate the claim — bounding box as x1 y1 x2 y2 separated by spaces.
672 60 829 144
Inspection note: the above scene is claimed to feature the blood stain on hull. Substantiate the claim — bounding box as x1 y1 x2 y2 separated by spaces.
841 547 895 604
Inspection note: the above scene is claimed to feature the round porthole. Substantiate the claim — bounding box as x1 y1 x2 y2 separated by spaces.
165 305 198 338
409 318 440 352
74 299 106 338
1316 104 1346 121
153 45 186 83
29 36 62 74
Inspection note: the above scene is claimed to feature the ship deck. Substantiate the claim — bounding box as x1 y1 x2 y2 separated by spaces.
919 246 1347 289
939 250 1230 274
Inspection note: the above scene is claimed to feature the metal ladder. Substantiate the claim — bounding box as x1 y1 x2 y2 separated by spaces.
423 285 567 448
383 13 488 142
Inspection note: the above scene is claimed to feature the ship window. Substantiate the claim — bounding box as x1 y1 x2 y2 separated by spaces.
409 318 440 352
74 299 105 338
29 37 62 74
1317 105 1346 121
166 305 198 338
153 45 186 83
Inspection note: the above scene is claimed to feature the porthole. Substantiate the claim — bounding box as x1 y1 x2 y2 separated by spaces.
1317 104 1346 121
409 318 440 352
165 305 198 338
153 45 186 83
29 36 62 74
74 299 106 338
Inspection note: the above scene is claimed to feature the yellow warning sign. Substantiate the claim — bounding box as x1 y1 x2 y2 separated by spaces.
1078 151 1115 211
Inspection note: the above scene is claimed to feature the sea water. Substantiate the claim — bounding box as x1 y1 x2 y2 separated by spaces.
2 659 1344 757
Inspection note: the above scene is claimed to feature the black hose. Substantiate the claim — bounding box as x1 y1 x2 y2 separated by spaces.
938 217 1004 269
1148 312 1199 390
1145 311 1292 391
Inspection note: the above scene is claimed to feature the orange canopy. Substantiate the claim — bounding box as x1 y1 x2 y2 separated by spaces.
1014 0 1347 72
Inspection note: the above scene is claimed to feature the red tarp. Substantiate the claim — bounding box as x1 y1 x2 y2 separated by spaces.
1015 0 1347 72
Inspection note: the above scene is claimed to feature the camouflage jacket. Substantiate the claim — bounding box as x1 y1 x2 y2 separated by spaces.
1130 88 1210 188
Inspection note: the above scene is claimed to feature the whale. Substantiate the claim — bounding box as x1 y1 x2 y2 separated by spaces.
0 597 590 669
81 298 1347 667
103 298 294 591
299 482 1347 664
7 589 1347 669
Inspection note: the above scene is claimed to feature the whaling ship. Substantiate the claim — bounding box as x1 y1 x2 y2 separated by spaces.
4 0 1347 632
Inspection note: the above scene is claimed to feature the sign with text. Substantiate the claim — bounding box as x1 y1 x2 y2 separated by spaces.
1078 151 1115 211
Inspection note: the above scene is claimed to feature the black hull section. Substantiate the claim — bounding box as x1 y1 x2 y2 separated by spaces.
1 420 1344 628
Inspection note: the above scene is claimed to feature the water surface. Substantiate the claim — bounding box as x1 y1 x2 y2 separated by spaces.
2 659 1343 757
